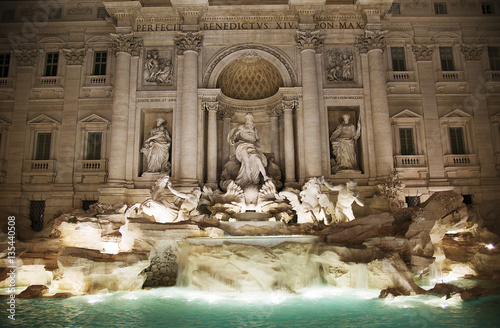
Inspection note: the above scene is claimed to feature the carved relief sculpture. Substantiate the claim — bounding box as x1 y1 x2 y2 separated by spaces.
143 50 174 85
326 48 354 83
330 113 361 173
141 117 172 175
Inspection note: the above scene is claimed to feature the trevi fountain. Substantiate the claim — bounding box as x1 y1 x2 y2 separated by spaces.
1 113 499 327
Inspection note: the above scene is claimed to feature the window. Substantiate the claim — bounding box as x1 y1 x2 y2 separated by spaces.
0 53 10 78
97 7 108 19
29 200 45 232
389 2 400 14
44 52 59 76
405 196 420 207
93 51 107 76
391 47 406 71
86 132 102 160
35 133 51 160
439 47 455 71
488 46 500 71
49 8 62 19
1 9 15 22
399 128 415 155
434 2 447 14
449 127 466 154
482 2 494 14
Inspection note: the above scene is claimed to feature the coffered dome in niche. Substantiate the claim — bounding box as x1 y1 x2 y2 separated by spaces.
216 54 284 100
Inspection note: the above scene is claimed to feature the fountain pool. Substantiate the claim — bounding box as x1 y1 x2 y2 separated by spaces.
3 285 500 328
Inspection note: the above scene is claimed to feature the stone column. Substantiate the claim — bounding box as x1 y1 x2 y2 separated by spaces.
205 101 218 188
461 45 498 183
107 33 142 186
5 50 37 188
267 106 283 167
412 44 447 185
56 49 86 185
282 100 297 184
296 30 323 178
357 31 393 178
175 32 203 185
218 107 234 169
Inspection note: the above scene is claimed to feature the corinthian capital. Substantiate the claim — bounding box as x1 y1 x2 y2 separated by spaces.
296 30 323 53
111 33 143 56
460 44 483 61
62 48 86 65
14 49 37 66
355 30 386 53
175 32 203 54
411 44 434 61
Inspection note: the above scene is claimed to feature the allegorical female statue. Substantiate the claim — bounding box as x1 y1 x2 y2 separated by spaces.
141 117 171 174
330 113 360 173
227 112 269 188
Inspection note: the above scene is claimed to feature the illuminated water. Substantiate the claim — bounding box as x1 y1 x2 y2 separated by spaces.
2 286 500 328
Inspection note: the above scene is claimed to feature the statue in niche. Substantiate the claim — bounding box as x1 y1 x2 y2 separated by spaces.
141 117 171 175
227 112 269 188
144 51 173 85
326 48 354 83
322 178 364 223
330 113 361 173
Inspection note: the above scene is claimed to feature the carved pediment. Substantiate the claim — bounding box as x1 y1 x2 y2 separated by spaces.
28 114 60 129
441 109 472 122
38 37 67 46
79 114 110 129
391 109 421 119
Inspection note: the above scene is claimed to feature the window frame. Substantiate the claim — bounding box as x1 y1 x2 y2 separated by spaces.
399 127 416 156
34 132 52 160
440 110 474 157
0 53 10 78
86 131 103 160
434 2 447 14
449 126 466 155
391 46 407 72
488 46 500 71
92 50 107 76
439 46 456 71
44 52 59 77
481 2 494 14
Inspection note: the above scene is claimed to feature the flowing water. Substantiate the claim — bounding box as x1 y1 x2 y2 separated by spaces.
2 286 499 328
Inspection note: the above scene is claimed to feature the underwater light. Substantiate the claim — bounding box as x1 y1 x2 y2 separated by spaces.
101 242 120 254
486 244 494 250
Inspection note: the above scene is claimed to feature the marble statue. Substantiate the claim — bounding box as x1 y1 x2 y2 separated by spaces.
322 178 364 223
330 113 360 173
141 117 171 175
125 175 179 223
166 179 202 222
227 112 269 188
279 177 330 224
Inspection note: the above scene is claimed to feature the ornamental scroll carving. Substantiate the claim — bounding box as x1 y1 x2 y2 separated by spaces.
295 30 323 53
267 105 283 118
111 33 143 56
14 49 37 66
66 3 93 15
62 48 86 65
460 44 483 61
411 44 434 61
174 32 203 54
216 106 234 120
355 31 386 53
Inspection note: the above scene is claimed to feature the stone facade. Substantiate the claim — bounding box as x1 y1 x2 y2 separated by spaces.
0 0 499 224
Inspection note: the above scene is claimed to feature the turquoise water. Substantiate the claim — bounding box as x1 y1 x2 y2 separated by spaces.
2 287 499 328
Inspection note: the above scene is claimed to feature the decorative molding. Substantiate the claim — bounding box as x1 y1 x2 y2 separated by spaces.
216 106 234 120
14 49 37 66
355 30 386 53
282 100 297 112
267 105 283 117
203 44 296 87
204 101 218 112
111 33 143 56
460 44 483 61
295 30 323 53
66 3 93 16
174 32 203 54
411 44 434 61
62 48 86 65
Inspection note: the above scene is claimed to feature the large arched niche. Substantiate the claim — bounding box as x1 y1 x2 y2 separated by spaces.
204 44 296 92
